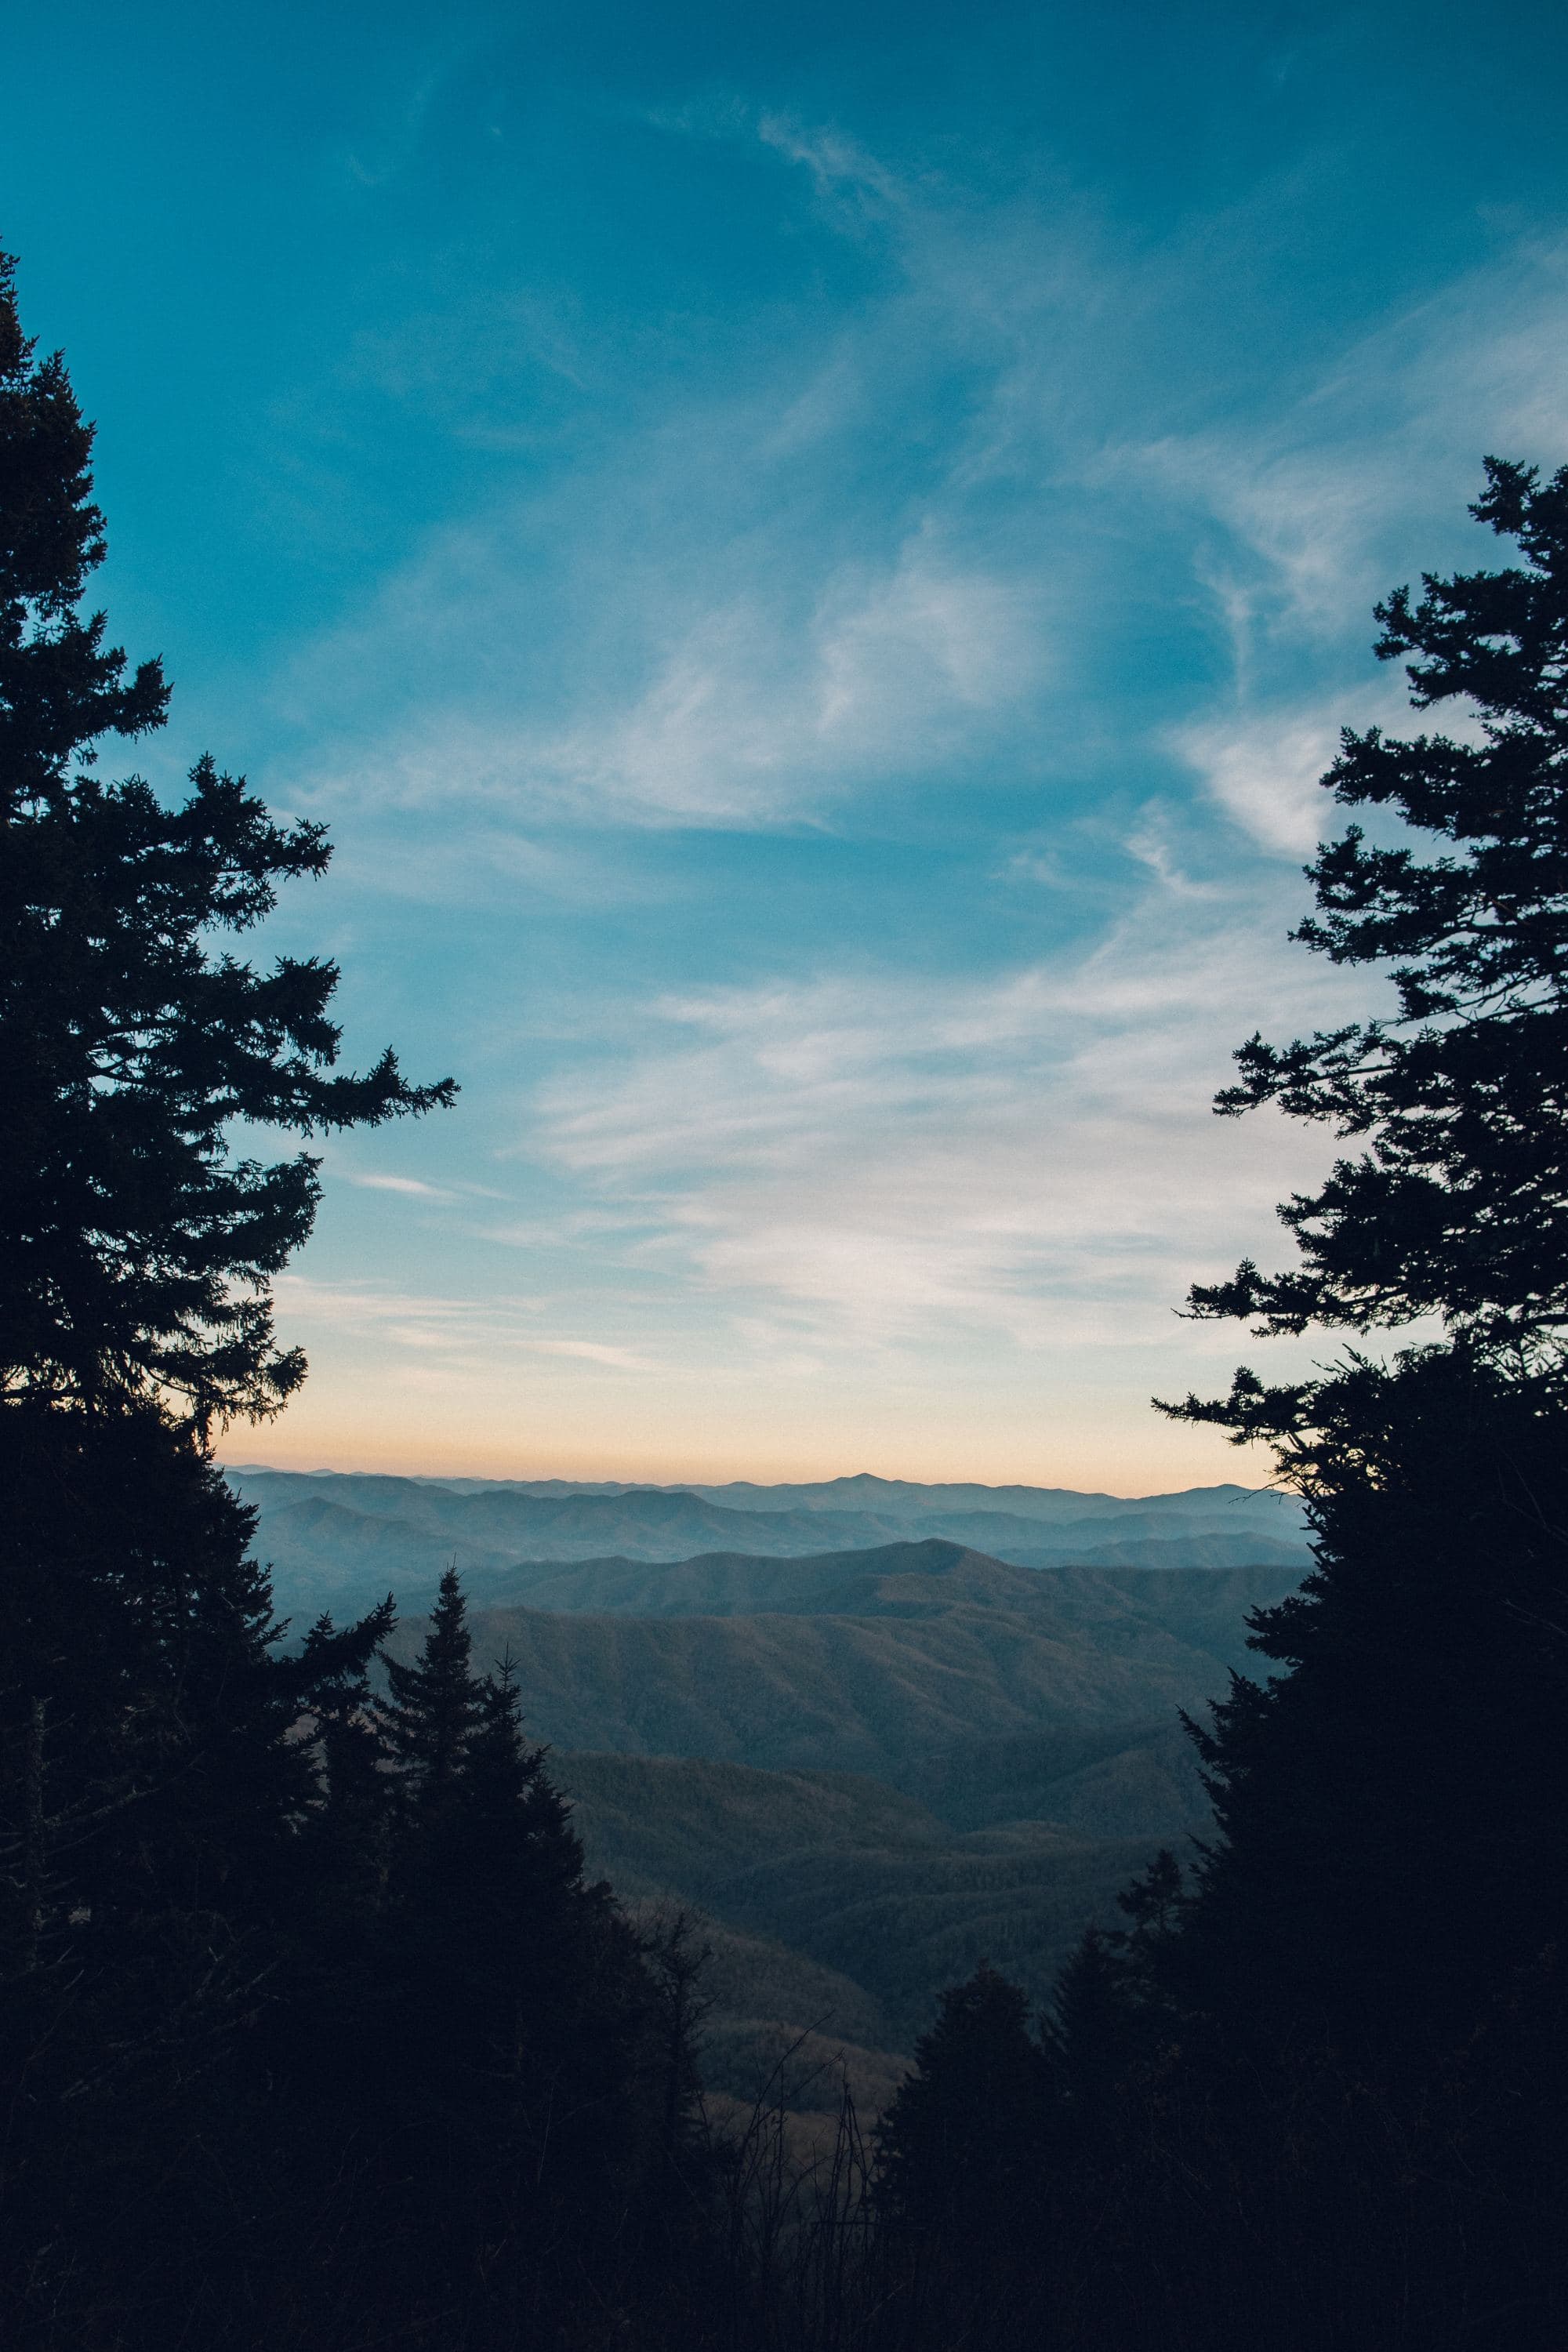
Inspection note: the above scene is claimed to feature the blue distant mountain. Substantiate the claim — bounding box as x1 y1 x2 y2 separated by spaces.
218 1465 1314 2079
224 1465 1310 1621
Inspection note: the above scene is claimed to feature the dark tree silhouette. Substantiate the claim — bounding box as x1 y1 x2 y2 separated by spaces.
1155 470 1568 2066
1095 470 1568 2346
383 1561 485 1805
0 246 453 1429
877 1960 1053 2234
873 1962 1054 2349
1182 459 1568 1359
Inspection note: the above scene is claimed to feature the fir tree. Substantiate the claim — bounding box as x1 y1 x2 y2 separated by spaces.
0 245 466 2346
1115 468 1568 2340
0 245 452 1431
1181 458 1568 1358
383 1563 485 1808
877 1961 1053 2233
1040 1926 1134 2138
873 1962 1055 2349
1155 465 1568 2068
1040 1863 1187 2148
368 1581 684 2341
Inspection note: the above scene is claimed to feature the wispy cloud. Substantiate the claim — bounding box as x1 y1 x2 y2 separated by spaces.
1171 678 1415 858
343 1171 456 1199
523 540 1043 823
278 146 1568 874
292 526 1045 830
1120 239 1568 659
271 1276 659 1375
528 864 1379 1358
261 114 1567 1452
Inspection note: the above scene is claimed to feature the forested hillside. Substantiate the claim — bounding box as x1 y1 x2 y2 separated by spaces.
372 1544 1266 2089
230 1465 1308 1619
379 1547 1294 1768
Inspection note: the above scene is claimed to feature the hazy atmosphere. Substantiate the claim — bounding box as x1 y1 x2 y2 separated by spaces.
11 1 1567 1485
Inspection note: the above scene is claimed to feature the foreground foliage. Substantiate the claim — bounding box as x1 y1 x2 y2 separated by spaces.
0 251 705 2348
0 1415 710 2347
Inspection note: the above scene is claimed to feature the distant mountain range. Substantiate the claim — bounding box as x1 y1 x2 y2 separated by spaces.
221 1465 1312 2105
386 1544 1301 1779
386 1537 1301 2086
225 1467 1311 1621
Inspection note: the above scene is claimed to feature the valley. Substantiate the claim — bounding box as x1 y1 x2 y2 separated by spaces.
236 1468 1310 2112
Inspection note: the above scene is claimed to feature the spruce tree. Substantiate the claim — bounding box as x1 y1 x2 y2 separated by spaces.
0 1405 401 2350
1182 458 1568 1357
0 246 459 2346
0 246 453 1431
874 1963 1054 2349
1109 468 1568 2342
1155 464 1568 2069
876 1961 1052 2233
370 1582 681 2339
383 1563 485 1808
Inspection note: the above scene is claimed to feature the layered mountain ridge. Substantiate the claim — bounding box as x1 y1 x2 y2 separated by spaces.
227 1466 1313 2102
227 1466 1309 1621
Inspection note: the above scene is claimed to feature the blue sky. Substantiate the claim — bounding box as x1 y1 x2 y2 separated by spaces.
7 1 1568 1487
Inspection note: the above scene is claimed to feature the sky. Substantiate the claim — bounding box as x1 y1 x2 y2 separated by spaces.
6 1 1568 1490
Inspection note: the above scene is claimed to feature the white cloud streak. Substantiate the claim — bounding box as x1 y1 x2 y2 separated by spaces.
271 1276 658 1374
529 869 1377 1358
266 125 1568 1441
281 162 1568 862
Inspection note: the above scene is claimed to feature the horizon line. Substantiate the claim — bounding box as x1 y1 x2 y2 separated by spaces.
220 1456 1279 1502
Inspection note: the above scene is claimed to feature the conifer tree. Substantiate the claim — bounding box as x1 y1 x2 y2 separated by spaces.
383 1563 485 1807
1040 1928 1129 2128
1154 465 1568 2074
0 246 464 2346
874 1962 1054 2348
877 1961 1052 2233
0 246 453 1431
365 1578 683 2338
1038 1867 1191 2151
1181 458 1568 1362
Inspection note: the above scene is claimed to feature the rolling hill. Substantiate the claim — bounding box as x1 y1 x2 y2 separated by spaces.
227 1465 1311 1621
558 1742 1203 2056
378 1544 1298 1781
228 1470 1308 2096
371 1539 1292 2076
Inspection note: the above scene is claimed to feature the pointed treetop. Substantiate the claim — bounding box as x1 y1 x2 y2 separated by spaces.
0 249 168 808
384 1566 484 1802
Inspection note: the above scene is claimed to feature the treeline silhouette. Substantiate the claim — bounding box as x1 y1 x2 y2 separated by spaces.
3 245 1565 2346
2 1418 713 2345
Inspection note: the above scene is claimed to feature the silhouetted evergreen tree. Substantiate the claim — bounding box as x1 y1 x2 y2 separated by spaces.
0 249 717 2350
878 1960 1051 2231
384 1561 485 1805
1094 466 1568 2343
1182 458 1568 1356
1042 1928 1139 2140
872 1962 1054 2347
328 1576 699 2345
1156 464 1568 2071
848 464 1568 2352
0 1402 396 2348
0 245 452 1432
1167 1351 1568 2067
